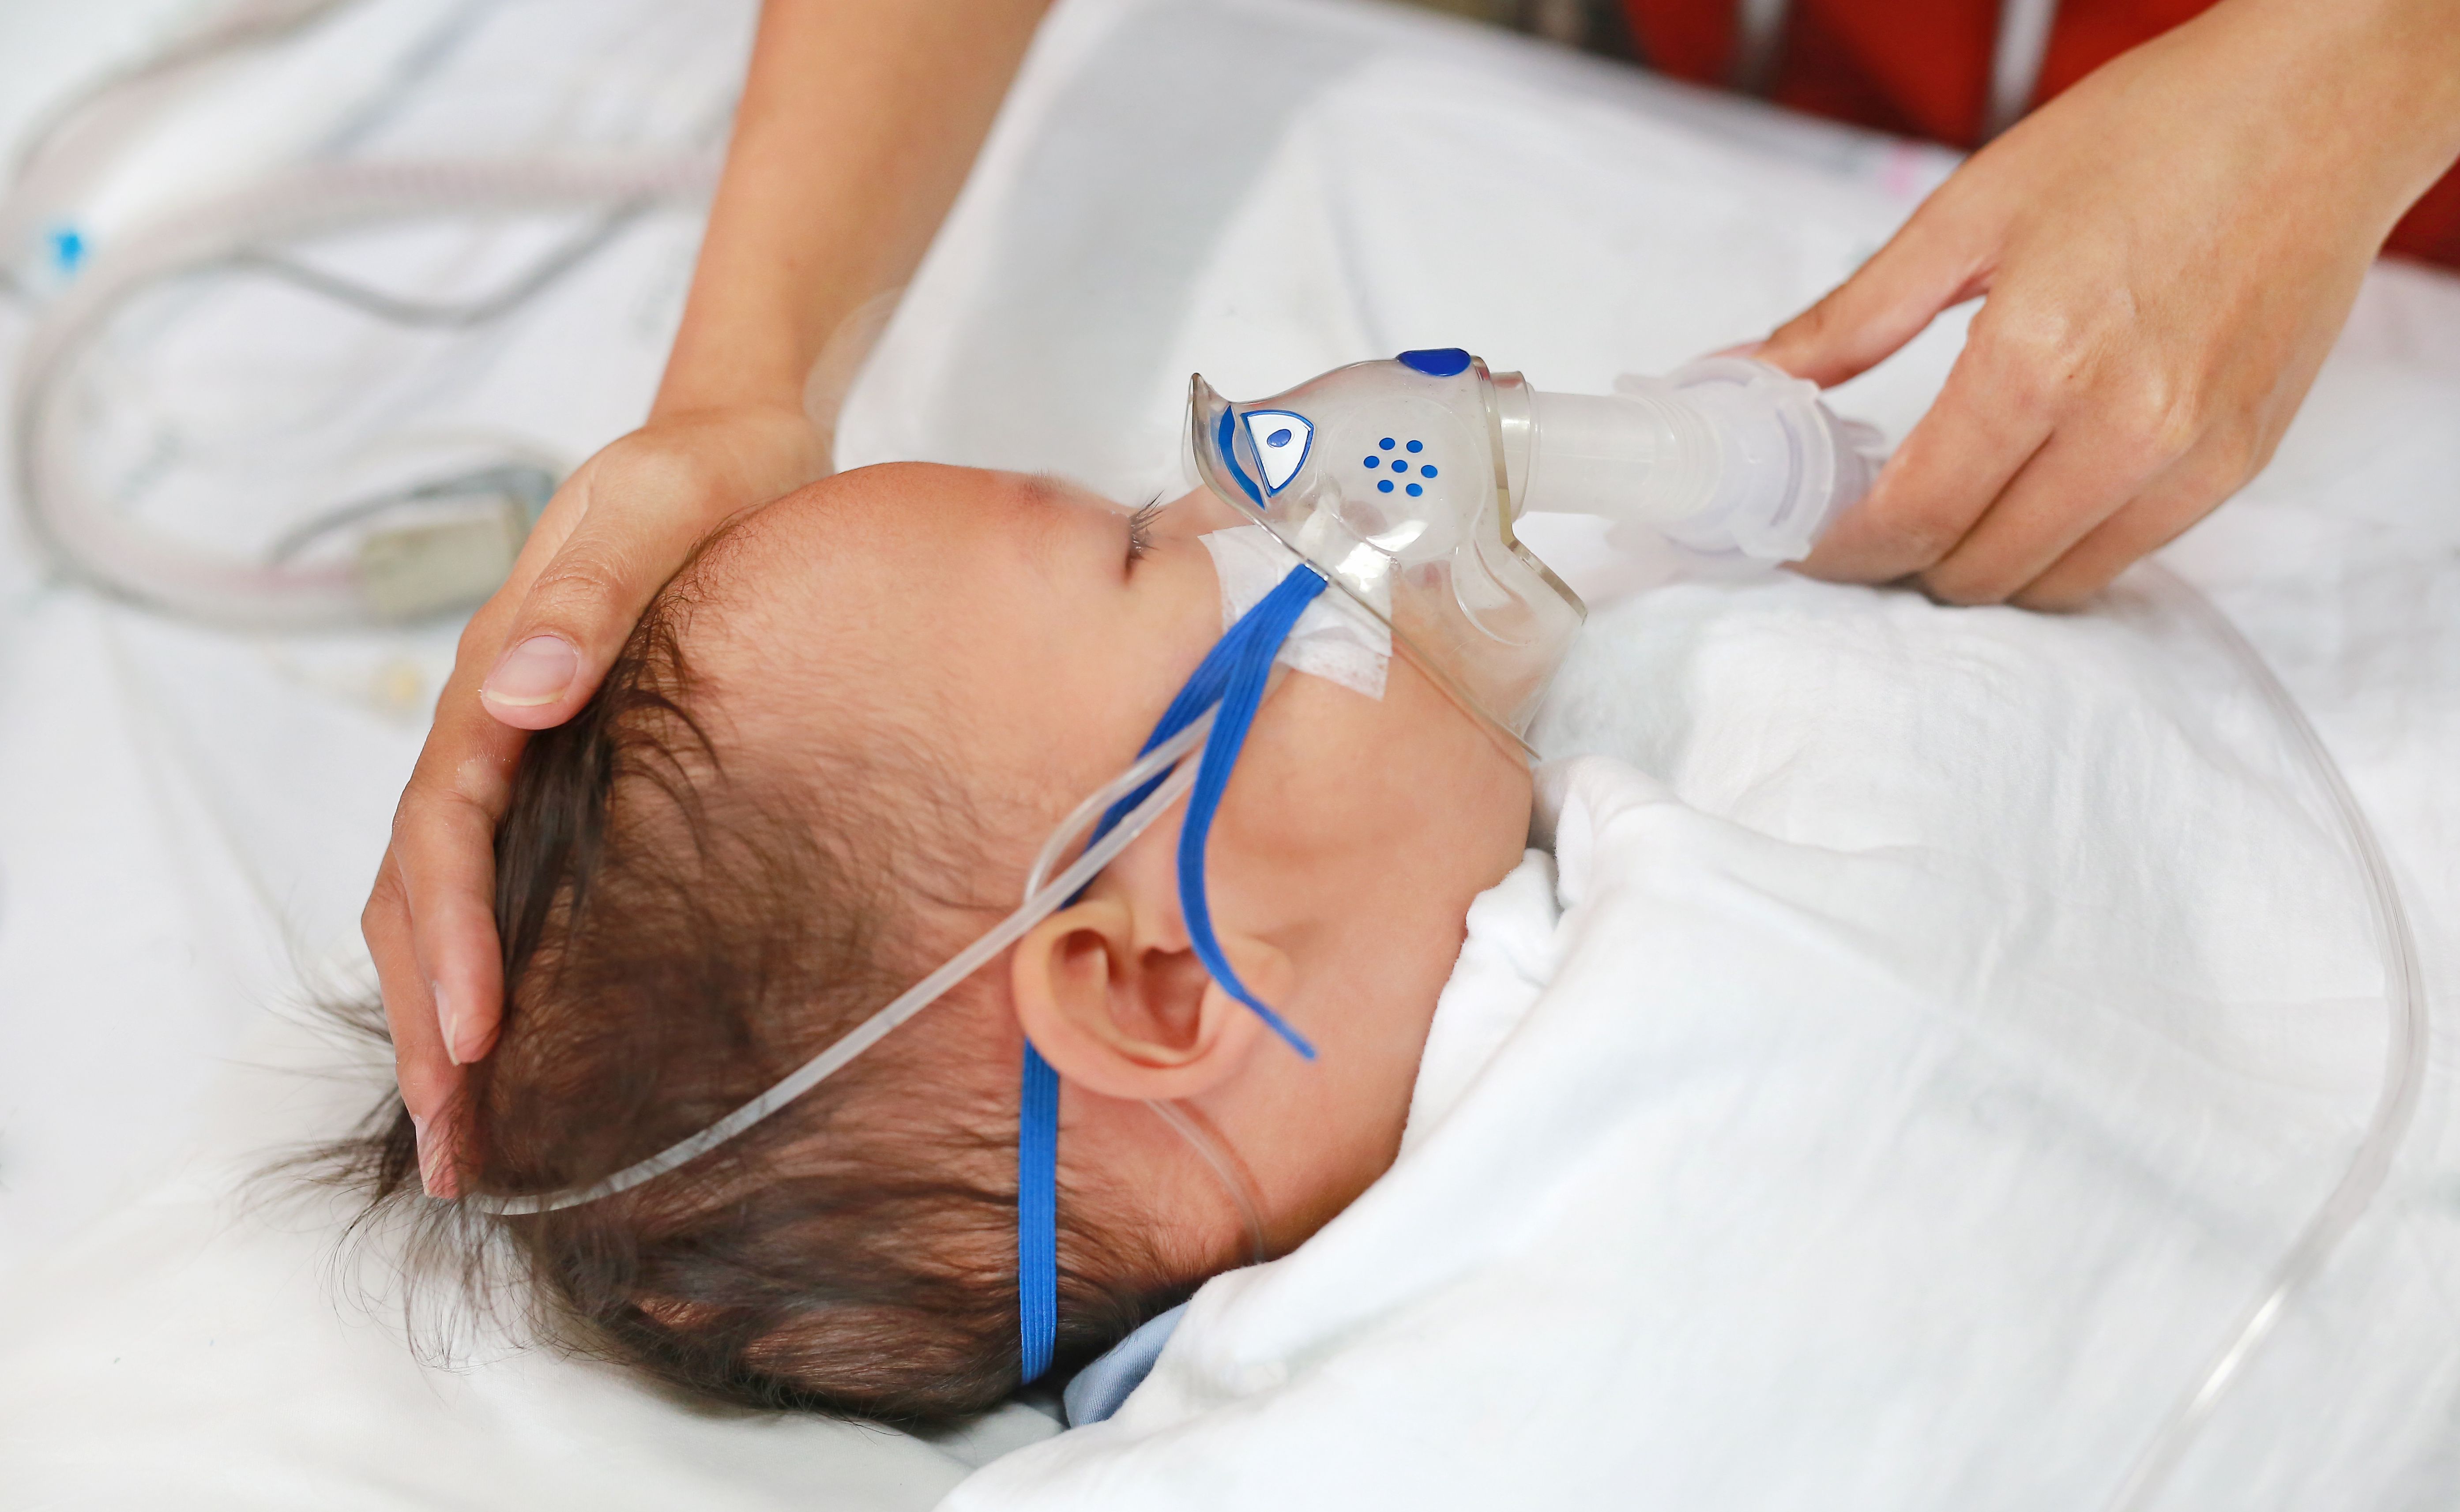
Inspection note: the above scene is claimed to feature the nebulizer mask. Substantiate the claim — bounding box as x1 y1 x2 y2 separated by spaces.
1187 345 1886 737
466 344 1883 1381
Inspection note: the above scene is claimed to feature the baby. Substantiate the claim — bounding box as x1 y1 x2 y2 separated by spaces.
340 461 1534 1424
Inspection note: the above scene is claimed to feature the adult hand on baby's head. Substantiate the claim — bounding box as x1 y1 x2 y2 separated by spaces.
1754 0 2460 609
363 403 828 1197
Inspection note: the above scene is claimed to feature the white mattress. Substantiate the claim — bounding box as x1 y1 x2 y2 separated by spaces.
3 0 2457 1505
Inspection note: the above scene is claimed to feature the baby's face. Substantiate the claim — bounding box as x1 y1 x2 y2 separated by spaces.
693 464 1533 1261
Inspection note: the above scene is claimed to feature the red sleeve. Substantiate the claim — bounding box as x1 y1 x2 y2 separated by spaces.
1617 0 2460 268
2389 169 2460 268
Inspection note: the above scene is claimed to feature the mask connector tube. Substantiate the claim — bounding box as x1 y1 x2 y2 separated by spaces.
1510 356 1887 563
1516 383 1720 525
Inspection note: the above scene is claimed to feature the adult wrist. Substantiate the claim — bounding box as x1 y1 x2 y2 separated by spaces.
2242 0 2460 215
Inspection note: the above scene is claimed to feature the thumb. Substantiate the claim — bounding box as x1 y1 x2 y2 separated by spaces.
476 453 733 732
1757 199 1997 389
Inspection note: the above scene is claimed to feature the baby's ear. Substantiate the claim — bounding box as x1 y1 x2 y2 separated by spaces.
1009 884 1285 1101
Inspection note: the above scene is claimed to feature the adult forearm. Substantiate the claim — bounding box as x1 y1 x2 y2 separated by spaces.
2211 0 2460 236
652 0 1052 420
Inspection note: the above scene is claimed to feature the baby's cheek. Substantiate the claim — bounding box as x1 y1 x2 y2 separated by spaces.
1389 679 1533 869
1240 665 1527 905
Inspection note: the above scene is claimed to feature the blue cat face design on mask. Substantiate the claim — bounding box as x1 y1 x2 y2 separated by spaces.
1239 410 1313 493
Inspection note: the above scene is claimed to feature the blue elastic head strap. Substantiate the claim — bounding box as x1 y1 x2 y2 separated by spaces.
1017 561 1328 1381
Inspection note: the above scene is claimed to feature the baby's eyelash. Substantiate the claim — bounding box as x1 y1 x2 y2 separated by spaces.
1125 496 1163 562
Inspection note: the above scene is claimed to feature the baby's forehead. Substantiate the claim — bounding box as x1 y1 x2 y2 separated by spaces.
659 461 1189 816
659 470 1006 739
700 462 1110 624
689 473 895 580
739 463 1021 544
677 470 943 615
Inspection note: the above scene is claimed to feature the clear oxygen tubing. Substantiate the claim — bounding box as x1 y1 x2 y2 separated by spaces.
2103 562 2428 1512
1145 1098 1272 1268
10 152 718 629
465 710 1219 1217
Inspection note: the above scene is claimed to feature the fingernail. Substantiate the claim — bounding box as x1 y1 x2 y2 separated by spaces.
481 636 578 708
1705 338 1768 360
413 1114 456 1200
435 979 463 1067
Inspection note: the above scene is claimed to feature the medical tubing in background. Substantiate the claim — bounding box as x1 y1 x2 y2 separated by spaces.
11 154 718 629
267 461 558 565
0 0 351 271
221 202 647 331
2102 564 2428 1512
463 715 1216 1217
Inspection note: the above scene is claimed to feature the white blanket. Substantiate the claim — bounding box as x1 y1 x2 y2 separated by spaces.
948 574 2452 1509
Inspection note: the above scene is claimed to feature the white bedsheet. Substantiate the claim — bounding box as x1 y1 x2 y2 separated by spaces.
4 0 2457 1506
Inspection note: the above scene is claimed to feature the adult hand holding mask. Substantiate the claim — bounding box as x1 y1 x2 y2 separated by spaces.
1756 0 2460 607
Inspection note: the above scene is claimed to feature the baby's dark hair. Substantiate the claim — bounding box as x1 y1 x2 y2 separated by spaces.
327 530 1186 1425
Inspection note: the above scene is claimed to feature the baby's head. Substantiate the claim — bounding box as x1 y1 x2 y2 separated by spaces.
353 463 1531 1423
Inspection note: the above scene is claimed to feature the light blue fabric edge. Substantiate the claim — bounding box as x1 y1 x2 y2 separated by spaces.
1062 1302 1189 1427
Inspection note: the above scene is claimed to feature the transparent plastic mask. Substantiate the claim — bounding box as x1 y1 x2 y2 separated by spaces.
1187 348 1586 743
